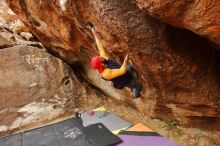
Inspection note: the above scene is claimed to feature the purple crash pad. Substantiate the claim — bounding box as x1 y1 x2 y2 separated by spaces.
116 135 179 146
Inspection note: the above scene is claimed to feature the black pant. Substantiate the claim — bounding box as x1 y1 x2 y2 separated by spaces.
125 65 143 98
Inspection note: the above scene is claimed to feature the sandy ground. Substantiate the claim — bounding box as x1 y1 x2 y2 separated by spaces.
78 81 220 146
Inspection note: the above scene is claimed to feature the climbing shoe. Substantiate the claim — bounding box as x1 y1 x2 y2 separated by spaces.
86 22 95 30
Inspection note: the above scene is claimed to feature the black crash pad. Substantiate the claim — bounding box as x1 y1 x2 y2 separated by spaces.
84 123 122 146
0 118 93 146
0 133 22 146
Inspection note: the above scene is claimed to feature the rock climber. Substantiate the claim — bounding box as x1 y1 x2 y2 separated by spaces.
87 23 143 98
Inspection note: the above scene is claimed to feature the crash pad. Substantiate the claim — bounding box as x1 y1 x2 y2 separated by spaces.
0 118 93 146
117 131 179 146
118 123 179 146
84 123 122 146
116 134 179 146
80 109 132 134
0 116 124 146
93 107 107 112
127 122 153 132
0 133 22 146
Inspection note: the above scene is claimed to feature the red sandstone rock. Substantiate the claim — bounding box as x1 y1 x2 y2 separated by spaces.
136 0 220 46
0 0 29 33
4 0 220 130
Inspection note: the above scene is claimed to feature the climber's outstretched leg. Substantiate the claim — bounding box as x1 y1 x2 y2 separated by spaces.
126 65 143 99
127 64 139 81
133 82 143 99
126 78 143 99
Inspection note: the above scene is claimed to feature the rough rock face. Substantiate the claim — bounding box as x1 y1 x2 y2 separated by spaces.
0 0 29 33
5 0 220 130
0 27 86 136
136 0 220 46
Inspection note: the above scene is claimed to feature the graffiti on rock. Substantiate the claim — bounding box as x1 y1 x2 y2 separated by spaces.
25 55 49 72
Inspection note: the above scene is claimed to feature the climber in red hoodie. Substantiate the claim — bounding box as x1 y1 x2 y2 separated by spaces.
87 23 142 98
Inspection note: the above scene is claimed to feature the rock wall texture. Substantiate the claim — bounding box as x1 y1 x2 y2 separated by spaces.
136 0 220 46
0 27 86 136
0 0 28 33
5 0 220 130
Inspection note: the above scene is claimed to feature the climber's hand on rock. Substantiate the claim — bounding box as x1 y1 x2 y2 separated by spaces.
122 54 129 67
91 27 96 33
86 22 94 30
91 28 99 38
125 54 129 62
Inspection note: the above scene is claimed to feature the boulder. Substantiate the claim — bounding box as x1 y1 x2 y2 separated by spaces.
0 27 86 137
136 0 220 46
5 0 220 129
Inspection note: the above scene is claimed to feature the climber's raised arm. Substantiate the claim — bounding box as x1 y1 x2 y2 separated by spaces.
91 28 109 60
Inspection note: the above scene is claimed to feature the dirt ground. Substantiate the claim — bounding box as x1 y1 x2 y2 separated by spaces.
77 81 220 146
1 80 219 146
